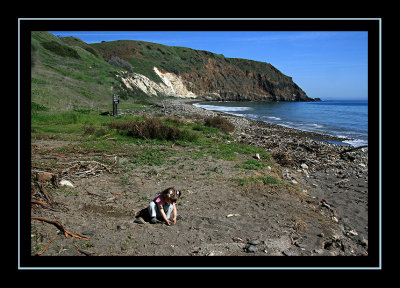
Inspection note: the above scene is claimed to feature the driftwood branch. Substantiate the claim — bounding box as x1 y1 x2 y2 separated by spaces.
74 245 95 256
31 217 89 240
60 158 117 179
34 237 55 256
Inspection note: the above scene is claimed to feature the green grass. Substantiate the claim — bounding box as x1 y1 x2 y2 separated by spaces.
233 176 282 186
235 159 268 170
31 109 271 173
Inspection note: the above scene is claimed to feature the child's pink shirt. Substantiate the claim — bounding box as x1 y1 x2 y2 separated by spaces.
153 195 176 207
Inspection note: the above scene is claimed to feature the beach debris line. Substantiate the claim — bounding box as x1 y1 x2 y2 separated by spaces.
60 157 117 180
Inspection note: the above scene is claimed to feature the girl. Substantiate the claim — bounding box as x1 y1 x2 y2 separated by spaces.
148 187 181 225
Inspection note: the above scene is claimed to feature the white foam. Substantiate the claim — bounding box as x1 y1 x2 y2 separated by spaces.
342 139 368 147
307 123 324 129
194 104 252 112
262 116 282 121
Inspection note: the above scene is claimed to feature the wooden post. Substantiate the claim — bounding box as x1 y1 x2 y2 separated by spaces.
113 94 119 116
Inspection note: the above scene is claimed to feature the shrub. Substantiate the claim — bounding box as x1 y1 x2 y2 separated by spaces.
84 46 99 57
42 41 80 59
108 56 133 73
271 151 294 167
108 117 198 142
204 116 235 133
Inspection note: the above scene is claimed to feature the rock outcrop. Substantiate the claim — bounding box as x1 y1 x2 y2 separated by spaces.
91 40 315 102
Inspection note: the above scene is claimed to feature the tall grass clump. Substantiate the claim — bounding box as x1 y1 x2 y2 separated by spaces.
108 56 133 73
42 41 80 59
204 116 235 133
108 117 198 142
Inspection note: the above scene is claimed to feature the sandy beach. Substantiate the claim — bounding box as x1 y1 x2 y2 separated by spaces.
29 98 370 264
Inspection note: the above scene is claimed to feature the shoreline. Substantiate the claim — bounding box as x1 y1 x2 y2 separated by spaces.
190 99 367 148
162 98 369 255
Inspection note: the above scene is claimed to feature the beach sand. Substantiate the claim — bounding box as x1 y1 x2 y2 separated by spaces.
30 98 371 264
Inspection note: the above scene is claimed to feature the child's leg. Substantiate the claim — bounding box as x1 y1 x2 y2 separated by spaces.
148 201 158 218
165 204 173 220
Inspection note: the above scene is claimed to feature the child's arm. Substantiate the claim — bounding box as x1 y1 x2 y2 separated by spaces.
157 203 171 225
172 205 177 224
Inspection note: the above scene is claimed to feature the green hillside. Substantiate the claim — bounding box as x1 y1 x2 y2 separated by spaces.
31 31 313 112
90 40 226 84
31 31 127 111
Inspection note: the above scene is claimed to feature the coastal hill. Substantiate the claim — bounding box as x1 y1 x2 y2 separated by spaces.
31 31 315 111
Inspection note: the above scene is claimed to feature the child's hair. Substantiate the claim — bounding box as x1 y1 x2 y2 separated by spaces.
161 187 181 204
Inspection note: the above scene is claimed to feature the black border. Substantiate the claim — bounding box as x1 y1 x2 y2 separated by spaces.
19 18 381 270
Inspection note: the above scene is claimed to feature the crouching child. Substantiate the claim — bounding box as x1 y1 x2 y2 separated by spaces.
148 187 181 225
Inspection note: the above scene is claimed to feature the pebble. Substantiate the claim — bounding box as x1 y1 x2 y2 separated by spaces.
282 249 293 256
246 245 258 253
60 179 74 187
347 229 358 236
313 249 324 254
248 239 260 245
301 163 308 170
294 241 306 249
117 224 127 230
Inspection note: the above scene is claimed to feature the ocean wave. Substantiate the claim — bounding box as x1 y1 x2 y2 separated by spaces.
194 103 252 112
306 123 325 129
262 116 282 121
342 139 368 147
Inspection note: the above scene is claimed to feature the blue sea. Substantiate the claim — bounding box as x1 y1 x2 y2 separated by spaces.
194 100 368 147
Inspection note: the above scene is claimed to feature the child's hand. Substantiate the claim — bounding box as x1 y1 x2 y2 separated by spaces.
165 220 171 226
173 217 177 224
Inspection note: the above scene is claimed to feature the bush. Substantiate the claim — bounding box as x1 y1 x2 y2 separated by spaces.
108 56 133 73
204 116 235 133
108 117 198 142
42 41 80 59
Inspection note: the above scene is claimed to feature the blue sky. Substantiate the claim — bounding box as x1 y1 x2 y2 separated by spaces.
49 31 368 100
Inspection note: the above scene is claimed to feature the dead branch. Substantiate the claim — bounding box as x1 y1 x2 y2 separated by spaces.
36 182 55 205
34 237 55 256
31 199 61 212
31 217 89 241
60 159 117 179
74 245 95 256
31 181 68 212
86 190 101 197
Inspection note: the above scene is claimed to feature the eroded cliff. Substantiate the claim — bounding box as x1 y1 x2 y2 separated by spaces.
91 40 314 101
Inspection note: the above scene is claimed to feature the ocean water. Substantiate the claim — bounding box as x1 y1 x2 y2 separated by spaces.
194 100 368 147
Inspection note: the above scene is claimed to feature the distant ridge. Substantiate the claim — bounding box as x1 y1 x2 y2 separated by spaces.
31 32 316 111
90 39 314 102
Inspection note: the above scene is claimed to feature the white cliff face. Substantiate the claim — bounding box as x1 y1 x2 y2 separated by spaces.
153 67 197 98
115 67 197 98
